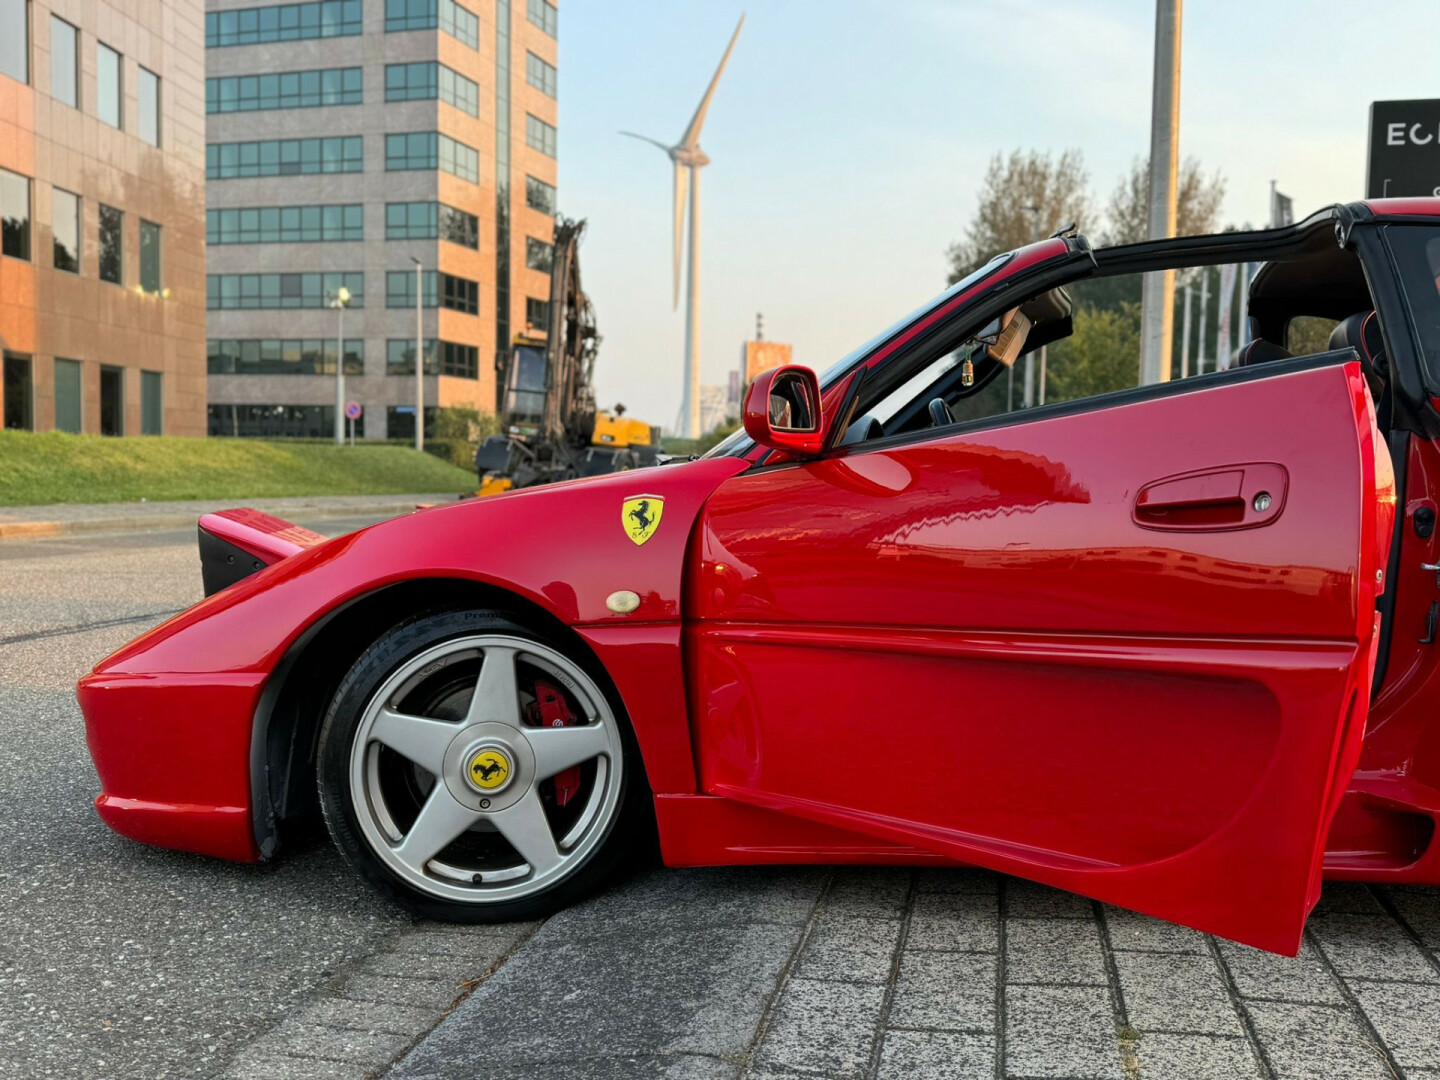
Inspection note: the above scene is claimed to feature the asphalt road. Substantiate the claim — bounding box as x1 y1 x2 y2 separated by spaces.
1 519 1438 1080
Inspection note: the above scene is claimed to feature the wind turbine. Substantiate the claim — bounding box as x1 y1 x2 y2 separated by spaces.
622 14 744 441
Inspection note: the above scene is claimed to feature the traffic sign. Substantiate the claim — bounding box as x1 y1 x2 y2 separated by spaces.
1368 100 1440 198
345 401 362 420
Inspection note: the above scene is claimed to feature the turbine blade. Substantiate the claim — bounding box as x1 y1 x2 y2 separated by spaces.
673 162 689 310
619 131 673 152
679 14 744 150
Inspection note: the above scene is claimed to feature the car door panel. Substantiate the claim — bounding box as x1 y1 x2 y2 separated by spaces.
690 359 1392 954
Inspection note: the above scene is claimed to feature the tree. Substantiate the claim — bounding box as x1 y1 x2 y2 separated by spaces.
1102 156 1226 246
1045 302 1142 403
946 149 1092 284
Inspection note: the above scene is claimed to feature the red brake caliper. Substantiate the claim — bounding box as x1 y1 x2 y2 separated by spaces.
526 678 582 806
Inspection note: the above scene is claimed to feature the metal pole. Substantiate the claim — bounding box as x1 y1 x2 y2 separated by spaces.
1138 0 1182 385
1196 267 1209 373
1022 206 1040 408
1180 283 1192 379
334 303 345 445
413 258 424 452
683 166 702 440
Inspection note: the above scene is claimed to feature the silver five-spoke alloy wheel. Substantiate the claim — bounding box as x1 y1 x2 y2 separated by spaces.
347 633 624 905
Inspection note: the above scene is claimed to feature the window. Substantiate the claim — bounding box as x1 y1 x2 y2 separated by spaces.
138 67 160 145
385 61 436 102
207 67 362 113
525 296 549 331
53 358 81 432
3 352 32 430
440 341 478 378
385 270 478 314
99 365 123 436
140 371 162 434
440 134 478 182
52 188 79 273
386 406 438 440
525 175 555 215
525 114 556 157
207 136 363 179
440 203 478 248
525 52 556 98
1 168 30 260
209 338 363 375
439 64 479 116
139 220 161 293
386 0 476 47
386 201 437 240
99 205 122 283
1 0 28 84
439 0 477 48
97 42 122 128
207 204 363 244
206 272 365 310
209 404 362 438
386 338 436 375
442 273 478 314
527 0 557 37
51 17 77 106
206 0 363 47
386 132 436 171
525 236 553 272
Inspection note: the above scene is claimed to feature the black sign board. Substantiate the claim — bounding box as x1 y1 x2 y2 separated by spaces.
1368 99 1440 198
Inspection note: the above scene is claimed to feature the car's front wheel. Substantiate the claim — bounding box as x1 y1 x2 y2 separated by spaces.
316 610 642 921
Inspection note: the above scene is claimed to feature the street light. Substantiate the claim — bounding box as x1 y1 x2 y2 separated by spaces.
328 285 352 446
1022 205 1047 406
410 256 423 453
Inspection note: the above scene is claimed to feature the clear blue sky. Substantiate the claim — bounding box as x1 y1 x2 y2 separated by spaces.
557 0 1437 428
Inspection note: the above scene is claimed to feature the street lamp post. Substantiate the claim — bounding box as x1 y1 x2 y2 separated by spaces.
328 285 352 445
1022 205 1047 405
411 257 424 453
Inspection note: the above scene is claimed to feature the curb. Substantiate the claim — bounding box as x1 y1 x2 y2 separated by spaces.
0 498 443 542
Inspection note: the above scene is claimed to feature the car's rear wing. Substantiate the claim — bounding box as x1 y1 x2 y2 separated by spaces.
198 508 328 597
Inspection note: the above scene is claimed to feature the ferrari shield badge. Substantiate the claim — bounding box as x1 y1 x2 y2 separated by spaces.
622 495 664 546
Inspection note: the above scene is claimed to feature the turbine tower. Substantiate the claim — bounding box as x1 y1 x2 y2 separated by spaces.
622 14 744 440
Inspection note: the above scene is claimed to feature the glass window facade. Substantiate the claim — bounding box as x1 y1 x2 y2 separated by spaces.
207 137 363 179
207 272 365 310
440 0 477 47
208 204 363 244
439 64 479 116
440 134 479 181
385 0 476 47
386 338 436 375
1 0 28 84
439 341 478 378
97 42 122 128
525 296 549 331
495 0 511 393
525 114 556 158
525 236 553 273
386 406 438 440
206 0 362 47
53 358 82 433
384 202 478 249
385 132 478 182
141 371 162 434
525 175 555 215
209 404 362 438
386 270 478 315
99 365 123 435
1 168 30 261
208 338 363 375
138 67 160 145
525 52 556 98
139 220 161 293
52 188 79 273
4 353 33 430
527 0 556 37
207 67 361 113
98 204 122 282
51 17 77 107
384 60 482 116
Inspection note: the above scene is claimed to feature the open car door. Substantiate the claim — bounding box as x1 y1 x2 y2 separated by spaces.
692 355 1394 954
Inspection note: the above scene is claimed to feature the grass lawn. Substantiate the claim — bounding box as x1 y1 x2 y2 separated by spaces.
0 431 479 506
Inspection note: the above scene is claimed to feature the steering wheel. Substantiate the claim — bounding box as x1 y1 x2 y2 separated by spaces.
928 397 954 427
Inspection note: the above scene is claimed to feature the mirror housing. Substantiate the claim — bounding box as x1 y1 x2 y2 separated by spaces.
743 365 826 455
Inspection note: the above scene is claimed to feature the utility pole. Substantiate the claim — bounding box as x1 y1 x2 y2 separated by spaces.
1195 266 1209 373
1139 0 1182 385
328 286 351 445
1180 282 1193 379
411 257 424 452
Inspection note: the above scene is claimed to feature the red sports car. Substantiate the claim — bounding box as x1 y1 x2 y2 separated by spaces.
80 199 1440 956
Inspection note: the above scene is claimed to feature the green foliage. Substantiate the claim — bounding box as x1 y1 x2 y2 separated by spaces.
1045 302 1142 404
662 421 740 458
1102 156 1227 246
0 430 479 506
424 406 501 470
1286 315 1339 356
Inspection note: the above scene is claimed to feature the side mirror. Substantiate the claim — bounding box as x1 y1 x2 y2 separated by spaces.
743 365 825 455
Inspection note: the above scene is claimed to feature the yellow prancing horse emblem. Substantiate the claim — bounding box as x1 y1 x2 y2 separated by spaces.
622 495 664 546
467 748 510 790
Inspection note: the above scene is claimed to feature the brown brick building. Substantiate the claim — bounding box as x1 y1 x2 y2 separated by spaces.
0 0 209 436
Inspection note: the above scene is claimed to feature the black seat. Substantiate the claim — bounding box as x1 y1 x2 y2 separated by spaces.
1233 338 1292 368
1329 311 1390 432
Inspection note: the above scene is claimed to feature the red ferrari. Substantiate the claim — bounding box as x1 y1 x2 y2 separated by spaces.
80 199 1440 956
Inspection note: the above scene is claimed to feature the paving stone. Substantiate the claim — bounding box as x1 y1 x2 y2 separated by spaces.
825 867 912 918
1133 1034 1262 1079
907 890 999 952
915 867 1001 895
1384 886 1440 952
340 973 466 1011
1114 951 1241 1035
1308 914 1439 982
1216 940 1346 1005
1103 906 1209 954
876 1029 995 1079
794 913 902 983
749 977 886 1079
221 1050 365 1080
271 1020 412 1066
443 1055 740 1080
1005 918 1108 986
360 949 494 981
393 921 537 957
1242 1000 1392 1080
889 950 996 1032
296 997 436 1036
1312 883 1385 915
1005 878 1093 919
1348 978 1440 1069
1004 984 1124 1079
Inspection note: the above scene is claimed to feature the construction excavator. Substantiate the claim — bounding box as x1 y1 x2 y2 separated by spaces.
474 217 662 496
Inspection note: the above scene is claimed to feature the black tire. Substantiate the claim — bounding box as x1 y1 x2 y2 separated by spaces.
316 609 649 922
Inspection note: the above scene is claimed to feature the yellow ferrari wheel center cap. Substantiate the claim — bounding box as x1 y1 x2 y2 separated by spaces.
465 747 512 793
